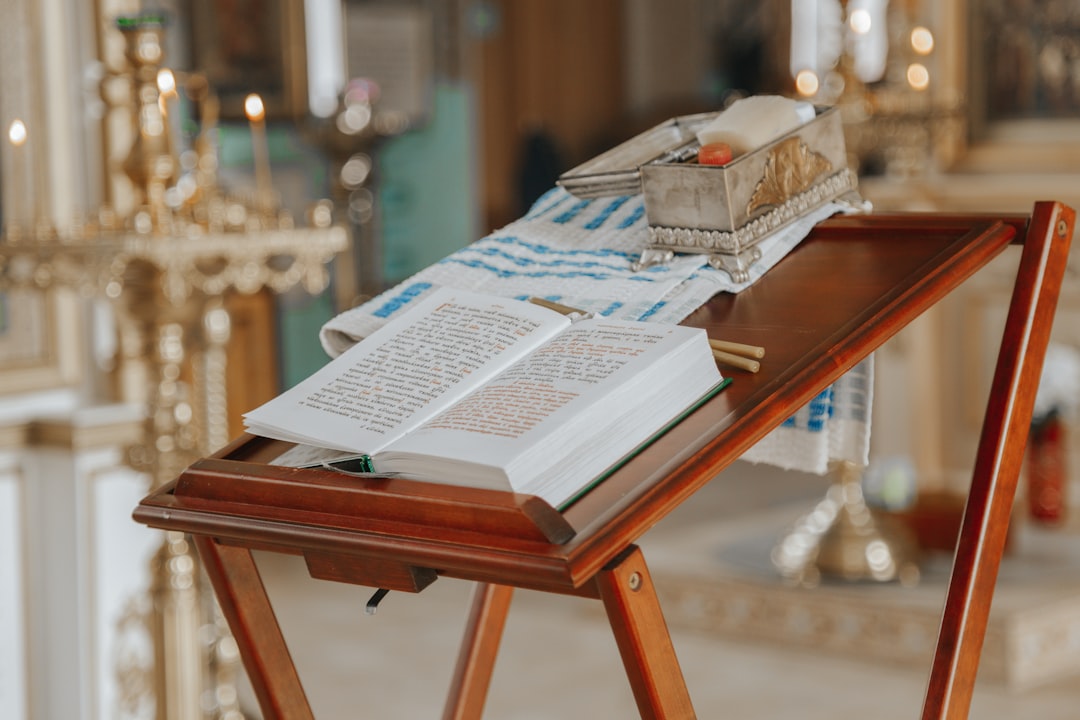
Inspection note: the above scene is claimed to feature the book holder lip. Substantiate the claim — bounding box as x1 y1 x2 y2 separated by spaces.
132 431 580 593
136 478 574 595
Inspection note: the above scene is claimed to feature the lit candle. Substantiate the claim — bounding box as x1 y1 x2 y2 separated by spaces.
907 63 930 91
848 8 872 35
910 27 935 56
157 68 180 174
6 119 28 232
244 93 274 214
794 69 820 98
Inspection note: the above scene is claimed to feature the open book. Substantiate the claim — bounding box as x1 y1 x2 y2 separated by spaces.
243 287 725 509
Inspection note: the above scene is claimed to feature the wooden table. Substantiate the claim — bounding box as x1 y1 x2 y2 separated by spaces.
134 203 1074 719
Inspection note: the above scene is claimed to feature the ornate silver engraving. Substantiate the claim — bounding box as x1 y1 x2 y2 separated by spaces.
640 168 858 281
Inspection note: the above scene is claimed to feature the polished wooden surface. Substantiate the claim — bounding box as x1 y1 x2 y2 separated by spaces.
134 205 1074 719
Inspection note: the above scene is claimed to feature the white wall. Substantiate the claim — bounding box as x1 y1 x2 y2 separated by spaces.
0 454 28 719
1 408 156 720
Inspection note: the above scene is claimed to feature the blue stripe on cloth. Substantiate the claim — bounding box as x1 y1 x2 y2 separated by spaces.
371 282 433 318
483 236 639 260
552 199 594 224
617 204 646 229
637 302 666 321
456 247 637 272
599 301 624 316
807 387 834 431
780 387 833 430
584 196 633 230
457 245 635 269
438 257 653 282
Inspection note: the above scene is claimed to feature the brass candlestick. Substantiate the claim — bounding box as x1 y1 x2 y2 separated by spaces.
115 13 176 227
772 460 920 586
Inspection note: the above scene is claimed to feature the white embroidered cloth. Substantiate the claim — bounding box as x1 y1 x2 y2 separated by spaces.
320 186 872 474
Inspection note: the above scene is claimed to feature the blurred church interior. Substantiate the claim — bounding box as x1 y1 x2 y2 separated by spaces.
2 1 1080 718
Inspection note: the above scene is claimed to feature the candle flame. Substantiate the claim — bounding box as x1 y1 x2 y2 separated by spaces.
157 68 178 96
8 119 27 147
794 69 819 97
849 9 872 35
910 27 935 55
244 94 266 123
906 63 930 91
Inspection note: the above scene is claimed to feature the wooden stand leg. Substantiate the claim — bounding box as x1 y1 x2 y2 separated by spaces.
596 545 696 720
922 202 1075 719
194 537 314 720
442 582 514 720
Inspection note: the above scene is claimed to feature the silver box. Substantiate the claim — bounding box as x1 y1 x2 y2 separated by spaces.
558 105 858 281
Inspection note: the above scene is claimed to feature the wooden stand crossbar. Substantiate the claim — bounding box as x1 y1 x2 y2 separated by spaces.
195 538 314 720
442 546 694 720
135 204 1075 719
443 583 514 720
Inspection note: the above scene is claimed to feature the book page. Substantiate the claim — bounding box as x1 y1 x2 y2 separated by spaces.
382 319 691 463
374 319 721 504
243 288 569 453
417 322 664 440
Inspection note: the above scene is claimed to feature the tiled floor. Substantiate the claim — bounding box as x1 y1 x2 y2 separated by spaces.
242 463 1080 719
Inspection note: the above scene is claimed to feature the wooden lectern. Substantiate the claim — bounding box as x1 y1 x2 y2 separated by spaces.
134 203 1074 719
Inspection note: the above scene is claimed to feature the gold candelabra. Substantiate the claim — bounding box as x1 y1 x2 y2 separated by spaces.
793 0 964 179
1 12 345 720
